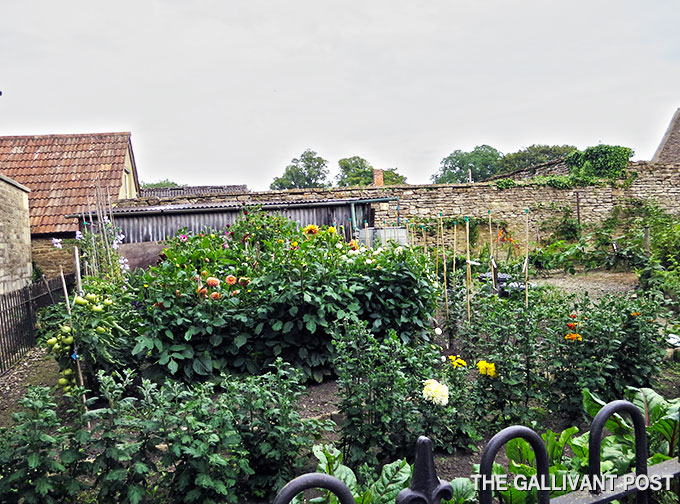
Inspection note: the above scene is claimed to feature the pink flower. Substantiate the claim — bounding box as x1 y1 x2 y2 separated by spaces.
206 277 220 288
180 234 188 242
226 275 237 286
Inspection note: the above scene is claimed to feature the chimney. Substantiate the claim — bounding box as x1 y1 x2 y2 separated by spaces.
372 169 384 186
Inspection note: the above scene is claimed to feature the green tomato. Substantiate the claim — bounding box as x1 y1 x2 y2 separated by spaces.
85 293 98 302
62 336 74 345
63 386 72 393
58 377 69 386
74 296 88 306
91 304 104 313
46 337 57 346
52 343 61 352
60 325 71 334
95 326 107 334
62 368 74 376
103 298 113 306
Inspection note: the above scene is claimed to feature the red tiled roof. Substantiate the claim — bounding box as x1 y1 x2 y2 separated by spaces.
0 132 136 234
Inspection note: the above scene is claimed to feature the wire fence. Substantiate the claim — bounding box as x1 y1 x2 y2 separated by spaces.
0 274 74 374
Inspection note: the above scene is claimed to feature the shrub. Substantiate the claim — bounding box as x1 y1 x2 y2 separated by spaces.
333 319 477 467
565 145 633 179
454 286 666 425
134 210 438 382
36 276 143 392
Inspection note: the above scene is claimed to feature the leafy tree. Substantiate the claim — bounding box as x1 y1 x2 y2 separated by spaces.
432 145 503 183
336 156 407 186
140 179 184 189
270 149 330 190
499 144 577 174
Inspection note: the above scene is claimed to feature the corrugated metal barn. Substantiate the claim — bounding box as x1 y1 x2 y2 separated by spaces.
99 197 398 243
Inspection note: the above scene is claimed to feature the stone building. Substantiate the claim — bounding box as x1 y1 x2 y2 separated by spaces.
0 174 32 293
652 107 680 163
0 132 140 277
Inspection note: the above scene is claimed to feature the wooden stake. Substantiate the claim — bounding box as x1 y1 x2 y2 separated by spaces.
453 222 457 285
465 217 471 322
405 219 410 245
440 214 449 320
488 211 496 291
74 246 82 294
60 267 90 429
422 226 427 254
525 209 530 309
435 219 440 279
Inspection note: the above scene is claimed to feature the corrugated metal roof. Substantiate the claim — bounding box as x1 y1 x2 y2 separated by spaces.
0 132 134 234
111 197 385 215
140 185 248 197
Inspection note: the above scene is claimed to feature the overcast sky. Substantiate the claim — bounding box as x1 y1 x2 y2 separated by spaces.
1 1 679 190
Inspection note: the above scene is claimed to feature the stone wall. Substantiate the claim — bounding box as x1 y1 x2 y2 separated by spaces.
0 176 32 293
31 237 75 280
116 161 680 250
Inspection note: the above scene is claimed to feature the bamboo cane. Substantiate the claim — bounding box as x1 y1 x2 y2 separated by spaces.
488 210 495 291
453 221 457 286
422 225 427 254
60 267 90 429
435 218 440 279
525 209 530 308
405 219 409 245
465 216 471 322
440 213 449 320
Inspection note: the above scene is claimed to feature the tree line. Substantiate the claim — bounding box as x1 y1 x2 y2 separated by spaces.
269 144 578 189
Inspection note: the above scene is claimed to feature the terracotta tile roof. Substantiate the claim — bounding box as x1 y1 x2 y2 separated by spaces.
140 185 248 197
0 132 136 234
652 108 680 163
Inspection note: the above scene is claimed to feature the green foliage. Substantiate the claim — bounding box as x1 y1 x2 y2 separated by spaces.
270 149 330 189
333 319 477 467
310 445 411 504
140 179 184 189
494 178 516 190
220 359 334 496
433 145 503 183
134 210 438 382
0 366 325 502
307 444 412 504
0 387 86 503
36 276 143 392
335 156 407 186
565 145 634 179
499 144 577 174
453 286 665 425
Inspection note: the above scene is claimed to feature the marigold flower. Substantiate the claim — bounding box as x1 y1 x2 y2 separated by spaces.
225 275 237 286
303 224 319 235
349 240 359 251
206 277 220 288
449 355 467 368
565 333 583 342
631 312 641 317
477 360 497 378
210 292 222 300
422 379 449 406
327 226 336 234
567 322 576 329
291 241 298 248
569 313 578 319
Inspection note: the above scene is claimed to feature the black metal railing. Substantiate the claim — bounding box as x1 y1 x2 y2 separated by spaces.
274 399 680 504
0 274 74 373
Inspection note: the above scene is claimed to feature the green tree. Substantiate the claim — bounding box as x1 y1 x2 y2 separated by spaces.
499 144 577 174
270 149 330 190
140 179 184 189
336 156 407 186
432 145 502 183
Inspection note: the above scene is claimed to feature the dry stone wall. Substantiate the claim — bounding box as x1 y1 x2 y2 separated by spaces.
31 238 75 279
117 162 680 250
0 177 32 293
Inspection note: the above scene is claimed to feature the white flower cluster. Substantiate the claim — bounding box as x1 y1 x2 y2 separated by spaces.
422 379 449 406
112 232 126 250
118 256 130 271
52 238 62 249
